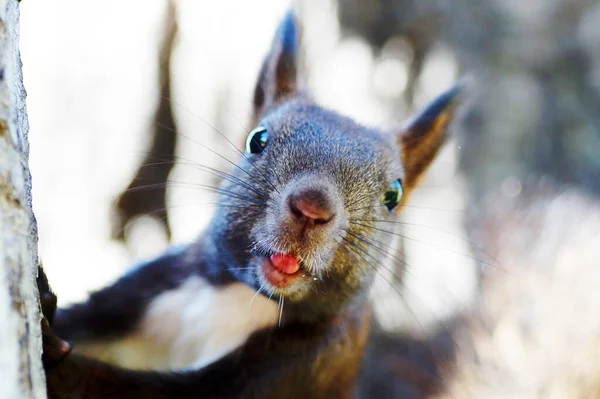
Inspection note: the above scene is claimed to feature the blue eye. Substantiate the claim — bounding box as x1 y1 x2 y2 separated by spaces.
245 126 269 154
383 179 403 212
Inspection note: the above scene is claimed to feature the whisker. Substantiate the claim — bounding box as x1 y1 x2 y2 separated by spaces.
348 230 466 313
226 106 285 189
134 155 270 201
343 233 461 330
347 202 387 214
121 180 268 207
340 235 459 376
155 121 277 194
399 204 464 213
349 220 504 271
278 296 285 327
346 231 412 274
114 201 257 240
348 202 464 214
249 284 266 308
223 105 287 188
345 193 375 213
340 236 429 331
157 98 281 194
225 106 250 135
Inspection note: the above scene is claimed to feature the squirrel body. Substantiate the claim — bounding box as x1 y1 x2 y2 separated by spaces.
72 274 279 371
41 10 462 399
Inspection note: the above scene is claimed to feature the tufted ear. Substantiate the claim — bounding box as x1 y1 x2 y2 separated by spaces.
252 11 304 122
398 84 464 189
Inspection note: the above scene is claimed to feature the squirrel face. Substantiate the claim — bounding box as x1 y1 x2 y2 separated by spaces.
206 12 463 323
244 102 401 296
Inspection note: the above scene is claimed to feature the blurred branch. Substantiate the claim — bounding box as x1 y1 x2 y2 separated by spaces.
112 0 179 242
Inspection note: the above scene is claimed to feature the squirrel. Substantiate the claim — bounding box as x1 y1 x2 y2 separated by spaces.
39 10 464 399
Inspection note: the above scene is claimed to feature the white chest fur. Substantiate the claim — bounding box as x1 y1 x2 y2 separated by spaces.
76 277 279 371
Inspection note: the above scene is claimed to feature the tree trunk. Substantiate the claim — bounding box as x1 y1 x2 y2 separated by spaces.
0 0 46 398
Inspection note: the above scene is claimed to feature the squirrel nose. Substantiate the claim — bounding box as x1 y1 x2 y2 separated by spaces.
288 189 335 227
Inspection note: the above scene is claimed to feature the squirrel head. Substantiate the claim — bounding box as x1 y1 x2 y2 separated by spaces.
207 11 465 323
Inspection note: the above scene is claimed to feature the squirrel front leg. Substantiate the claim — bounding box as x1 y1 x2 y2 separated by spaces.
52 247 194 343
40 263 369 399
43 317 367 399
38 264 181 399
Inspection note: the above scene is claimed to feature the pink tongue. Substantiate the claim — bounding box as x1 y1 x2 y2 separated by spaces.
270 254 301 275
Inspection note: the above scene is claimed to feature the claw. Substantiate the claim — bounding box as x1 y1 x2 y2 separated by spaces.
37 265 58 324
41 316 72 370
37 265 71 370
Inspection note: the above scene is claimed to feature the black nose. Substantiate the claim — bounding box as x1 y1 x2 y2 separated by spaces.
288 189 335 227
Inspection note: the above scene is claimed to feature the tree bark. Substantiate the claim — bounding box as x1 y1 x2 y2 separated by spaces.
0 0 46 398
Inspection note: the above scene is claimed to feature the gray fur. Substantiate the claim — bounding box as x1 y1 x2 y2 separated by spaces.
202 12 461 324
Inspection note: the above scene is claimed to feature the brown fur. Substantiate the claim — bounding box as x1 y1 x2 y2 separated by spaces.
311 306 372 398
399 101 459 191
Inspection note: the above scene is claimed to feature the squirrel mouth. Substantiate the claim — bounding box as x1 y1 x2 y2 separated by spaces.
262 253 304 288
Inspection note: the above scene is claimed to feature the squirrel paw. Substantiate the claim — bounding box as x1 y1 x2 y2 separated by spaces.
37 265 57 324
41 317 72 370
37 265 72 370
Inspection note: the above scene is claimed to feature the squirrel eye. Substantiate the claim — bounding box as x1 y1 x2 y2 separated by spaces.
245 126 269 154
382 179 404 212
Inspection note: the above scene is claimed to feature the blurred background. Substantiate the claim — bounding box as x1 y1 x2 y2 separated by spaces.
20 0 600 335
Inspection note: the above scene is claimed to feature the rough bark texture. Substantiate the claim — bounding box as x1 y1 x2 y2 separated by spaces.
0 0 45 398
